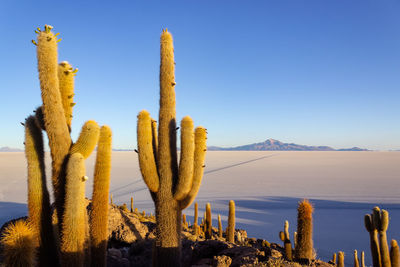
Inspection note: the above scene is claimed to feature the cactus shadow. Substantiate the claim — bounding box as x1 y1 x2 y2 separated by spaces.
0 202 27 227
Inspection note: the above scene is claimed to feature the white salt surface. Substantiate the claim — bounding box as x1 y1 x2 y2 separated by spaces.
1 151 399 265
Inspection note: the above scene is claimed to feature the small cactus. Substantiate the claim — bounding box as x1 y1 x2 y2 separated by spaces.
391 240 400 267
354 250 360 267
218 214 223 238
361 251 366 267
227 200 235 243
279 220 293 260
332 253 337 265
338 251 345 267
294 199 314 261
131 197 134 212
205 203 212 239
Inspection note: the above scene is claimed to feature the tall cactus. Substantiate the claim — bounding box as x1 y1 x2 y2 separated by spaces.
0 220 37 267
137 29 207 267
279 220 293 260
35 25 72 226
61 153 87 267
25 116 60 266
365 212 381 267
374 207 391 267
90 126 112 267
295 199 314 261
227 200 235 243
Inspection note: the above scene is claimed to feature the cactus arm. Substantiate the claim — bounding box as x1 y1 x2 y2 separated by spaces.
36 25 72 225
379 209 391 267
338 251 345 267
70 120 100 159
151 119 158 160
61 153 86 267
158 29 179 190
58 61 76 131
174 116 194 200
25 116 60 266
179 127 207 209
137 110 160 192
90 126 112 267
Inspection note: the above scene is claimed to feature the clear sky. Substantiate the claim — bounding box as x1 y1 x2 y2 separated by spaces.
1 0 399 150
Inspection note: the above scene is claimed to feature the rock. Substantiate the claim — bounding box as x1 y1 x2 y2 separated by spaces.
213 255 232 267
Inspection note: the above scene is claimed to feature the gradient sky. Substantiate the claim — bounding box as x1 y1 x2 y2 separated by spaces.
1 0 399 150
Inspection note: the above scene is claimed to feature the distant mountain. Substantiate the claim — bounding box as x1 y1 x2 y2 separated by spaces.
208 139 369 151
0 147 23 152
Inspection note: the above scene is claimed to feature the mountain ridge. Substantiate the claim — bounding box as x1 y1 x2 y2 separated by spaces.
208 138 368 151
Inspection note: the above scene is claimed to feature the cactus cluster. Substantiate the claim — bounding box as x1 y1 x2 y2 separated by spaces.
137 29 207 267
1 25 112 267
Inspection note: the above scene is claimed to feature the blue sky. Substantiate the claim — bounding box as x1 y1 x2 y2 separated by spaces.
1 0 399 150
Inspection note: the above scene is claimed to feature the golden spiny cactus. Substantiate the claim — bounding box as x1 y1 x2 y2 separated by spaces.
90 126 112 267
365 212 381 267
25 116 59 266
354 250 360 267
227 200 235 243
361 251 366 267
332 253 337 265
391 240 400 267
35 25 72 227
0 220 36 267
295 199 314 261
338 251 345 267
279 220 293 260
374 207 391 267
218 214 223 238
58 61 77 131
205 203 212 239
137 29 207 266
61 153 87 267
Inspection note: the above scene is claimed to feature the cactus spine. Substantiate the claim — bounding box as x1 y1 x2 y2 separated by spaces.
218 214 223 238
365 212 381 267
0 220 36 267
90 126 112 267
36 25 72 227
227 200 235 243
391 240 400 267
61 153 87 267
205 203 212 239
338 251 345 267
279 220 293 260
295 199 314 261
25 116 59 266
137 29 207 267
354 250 360 267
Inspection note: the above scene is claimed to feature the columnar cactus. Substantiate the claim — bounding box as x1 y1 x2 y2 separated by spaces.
375 207 391 267
227 200 235 243
25 116 59 266
90 126 112 267
354 250 360 267
61 153 87 267
338 251 345 267
361 251 366 267
137 29 207 267
0 220 37 267
332 253 337 265
35 25 72 226
295 199 314 261
194 202 199 236
205 203 212 239
365 211 381 267
218 214 223 238
279 220 293 260
391 240 400 267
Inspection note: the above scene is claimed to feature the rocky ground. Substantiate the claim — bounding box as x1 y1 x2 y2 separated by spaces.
0 201 333 267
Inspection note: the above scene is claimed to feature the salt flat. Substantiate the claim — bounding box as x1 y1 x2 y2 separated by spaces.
1 151 399 265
